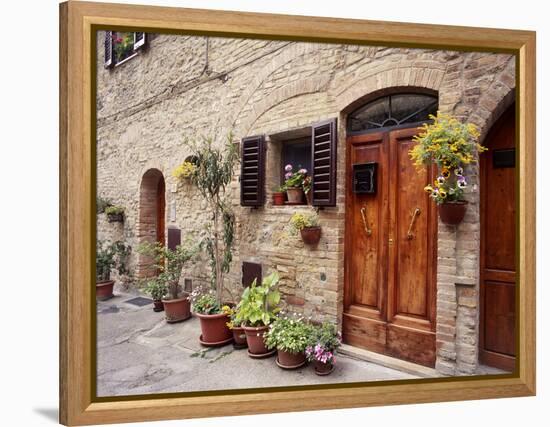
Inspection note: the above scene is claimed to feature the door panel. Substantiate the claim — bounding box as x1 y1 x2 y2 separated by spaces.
480 105 516 370
344 127 436 367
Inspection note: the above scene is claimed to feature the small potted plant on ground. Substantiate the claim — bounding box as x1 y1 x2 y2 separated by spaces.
137 240 197 323
306 322 341 375
409 112 486 225
265 316 314 369
105 205 125 223
144 278 167 312
290 211 321 245
96 240 116 300
234 272 281 358
272 185 286 206
283 164 308 204
226 306 248 349
192 292 234 346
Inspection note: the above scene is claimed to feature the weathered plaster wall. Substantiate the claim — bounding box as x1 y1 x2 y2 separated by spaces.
96 32 515 375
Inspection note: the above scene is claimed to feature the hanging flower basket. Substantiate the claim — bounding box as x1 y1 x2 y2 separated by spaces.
438 200 468 225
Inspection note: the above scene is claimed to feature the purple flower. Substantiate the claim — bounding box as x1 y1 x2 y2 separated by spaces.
285 172 292 179
285 164 293 172
298 168 307 175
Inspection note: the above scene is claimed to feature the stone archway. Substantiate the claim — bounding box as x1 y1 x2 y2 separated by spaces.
136 168 166 278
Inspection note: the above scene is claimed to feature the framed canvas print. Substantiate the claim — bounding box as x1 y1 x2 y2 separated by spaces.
59 1 536 425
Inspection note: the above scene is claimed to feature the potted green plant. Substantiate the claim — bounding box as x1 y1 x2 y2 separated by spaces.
112 241 132 290
191 292 234 346
143 277 167 312
272 185 286 206
137 240 197 323
265 316 314 369
234 272 281 358
188 135 240 344
409 112 486 225
96 240 117 300
105 205 125 223
305 322 341 375
290 211 321 245
283 164 308 203
226 306 247 349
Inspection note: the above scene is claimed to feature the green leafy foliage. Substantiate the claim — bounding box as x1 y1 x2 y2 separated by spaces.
264 317 315 354
188 134 239 303
309 322 341 352
289 211 319 235
105 205 125 215
193 294 221 315
137 239 198 300
96 240 117 282
234 272 281 327
96 197 112 214
143 277 167 301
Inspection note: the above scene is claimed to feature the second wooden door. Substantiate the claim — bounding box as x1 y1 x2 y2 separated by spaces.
344 126 437 367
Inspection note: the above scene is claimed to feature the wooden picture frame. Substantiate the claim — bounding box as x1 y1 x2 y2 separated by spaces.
59 1 536 425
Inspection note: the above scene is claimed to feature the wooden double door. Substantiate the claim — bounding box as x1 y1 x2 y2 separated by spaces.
344 126 437 367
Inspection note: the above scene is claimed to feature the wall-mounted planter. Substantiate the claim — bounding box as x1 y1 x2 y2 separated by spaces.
107 213 124 223
300 226 321 245
438 201 468 225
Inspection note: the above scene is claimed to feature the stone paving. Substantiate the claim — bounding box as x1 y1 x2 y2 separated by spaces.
97 292 417 397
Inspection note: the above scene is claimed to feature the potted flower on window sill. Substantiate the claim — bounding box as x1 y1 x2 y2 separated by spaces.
265 316 314 369
96 240 117 300
283 164 308 204
272 185 286 206
306 322 341 376
105 205 125 223
234 272 281 358
137 240 197 323
290 211 321 245
409 112 486 225
192 293 234 346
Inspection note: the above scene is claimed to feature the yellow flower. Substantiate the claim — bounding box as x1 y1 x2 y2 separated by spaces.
441 168 451 178
424 185 434 194
439 189 447 199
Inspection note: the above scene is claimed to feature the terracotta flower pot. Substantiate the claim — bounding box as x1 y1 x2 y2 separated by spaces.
96 280 114 301
313 360 334 376
243 325 271 356
300 226 321 245
272 192 285 206
286 187 304 204
195 312 233 346
153 299 164 312
232 325 248 349
163 296 191 323
276 349 306 369
438 201 468 225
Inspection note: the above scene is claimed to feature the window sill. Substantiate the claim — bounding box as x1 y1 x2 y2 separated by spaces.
114 52 139 68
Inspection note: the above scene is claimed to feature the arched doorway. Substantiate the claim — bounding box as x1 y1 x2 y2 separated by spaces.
343 92 438 367
479 104 516 371
137 168 166 278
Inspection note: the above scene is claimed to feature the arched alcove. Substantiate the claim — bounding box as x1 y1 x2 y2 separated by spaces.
136 168 166 278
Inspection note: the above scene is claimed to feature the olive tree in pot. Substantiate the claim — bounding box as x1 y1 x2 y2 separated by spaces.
265 316 315 369
137 241 198 323
234 272 281 358
188 135 239 345
409 112 487 225
96 240 117 300
305 322 341 375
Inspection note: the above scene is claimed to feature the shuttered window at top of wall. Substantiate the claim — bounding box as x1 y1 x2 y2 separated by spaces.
104 31 147 68
240 136 266 207
239 119 337 208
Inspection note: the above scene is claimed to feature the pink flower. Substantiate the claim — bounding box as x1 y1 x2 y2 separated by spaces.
298 168 307 175
285 164 293 172
285 172 292 179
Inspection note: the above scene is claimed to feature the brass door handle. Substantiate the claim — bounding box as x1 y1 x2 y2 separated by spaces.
407 208 421 240
360 206 372 237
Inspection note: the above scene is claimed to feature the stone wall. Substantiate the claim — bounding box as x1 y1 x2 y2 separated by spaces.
96 32 515 374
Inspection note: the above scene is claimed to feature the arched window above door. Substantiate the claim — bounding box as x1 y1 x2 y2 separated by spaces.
347 92 438 134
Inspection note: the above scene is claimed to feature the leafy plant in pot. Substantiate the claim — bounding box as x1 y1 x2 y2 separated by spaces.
143 277 167 312
265 316 315 369
105 205 125 223
305 322 341 375
226 306 247 349
272 185 286 206
283 164 308 204
188 135 239 345
234 272 281 358
290 211 321 245
96 240 117 300
137 240 198 323
409 112 487 225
